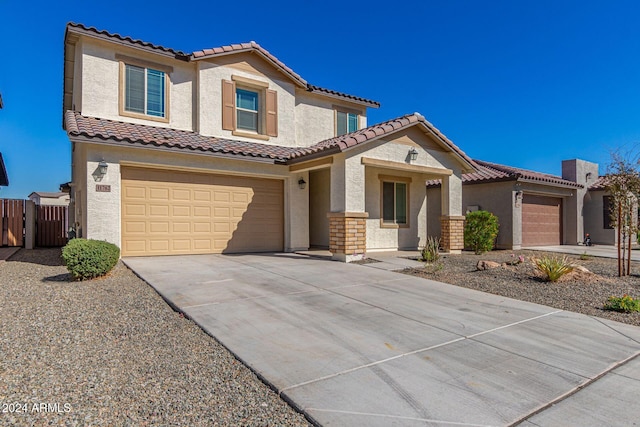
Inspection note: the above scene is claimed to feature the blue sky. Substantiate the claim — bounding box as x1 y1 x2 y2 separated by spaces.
1 0 639 199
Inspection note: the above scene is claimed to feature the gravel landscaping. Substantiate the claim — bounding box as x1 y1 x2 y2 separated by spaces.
0 248 310 426
402 250 640 326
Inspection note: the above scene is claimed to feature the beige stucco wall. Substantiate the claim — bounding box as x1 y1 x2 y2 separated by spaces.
197 57 297 145
461 181 515 249
78 38 195 131
584 190 616 245
75 141 309 253
294 91 367 147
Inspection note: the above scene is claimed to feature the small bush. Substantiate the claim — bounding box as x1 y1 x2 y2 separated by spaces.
62 238 120 280
420 236 441 263
534 255 574 282
464 210 499 254
579 251 592 261
604 295 640 313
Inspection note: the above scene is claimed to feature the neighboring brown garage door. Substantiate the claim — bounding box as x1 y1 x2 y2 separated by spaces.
522 194 562 246
121 167 283 256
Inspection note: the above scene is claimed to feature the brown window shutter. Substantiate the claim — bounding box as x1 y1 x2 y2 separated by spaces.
265 89 278 137
222 79 236 131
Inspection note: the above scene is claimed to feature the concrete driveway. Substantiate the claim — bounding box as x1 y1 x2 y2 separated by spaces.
124 253 640 426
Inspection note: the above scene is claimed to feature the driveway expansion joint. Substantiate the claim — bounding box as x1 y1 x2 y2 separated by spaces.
280 310 564 394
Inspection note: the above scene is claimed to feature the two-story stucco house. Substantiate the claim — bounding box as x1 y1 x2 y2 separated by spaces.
63 23 476 261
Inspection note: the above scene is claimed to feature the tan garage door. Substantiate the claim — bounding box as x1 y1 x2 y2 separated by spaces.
522 194 562 246
121 167 283 256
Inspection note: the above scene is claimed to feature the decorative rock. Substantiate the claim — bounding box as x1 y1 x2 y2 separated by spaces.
477 260 501 270
573 265 590 273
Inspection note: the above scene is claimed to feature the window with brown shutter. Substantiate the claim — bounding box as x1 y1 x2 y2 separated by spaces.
222 75 277 140
222 79 236 131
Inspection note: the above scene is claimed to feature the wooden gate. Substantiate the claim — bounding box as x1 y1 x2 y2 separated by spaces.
1 199 24 247
36 205 68 247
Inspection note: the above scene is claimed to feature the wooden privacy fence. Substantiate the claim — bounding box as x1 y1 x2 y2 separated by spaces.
36 205 68 247
1 199 24 247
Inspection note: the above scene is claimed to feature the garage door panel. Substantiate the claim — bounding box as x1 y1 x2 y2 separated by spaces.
124 204 146 216
121 167 283 256
172 189 191 200
149 188 170 200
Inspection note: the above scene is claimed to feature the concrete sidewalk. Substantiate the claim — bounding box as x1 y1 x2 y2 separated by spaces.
125 253 640 426
523 244 640 261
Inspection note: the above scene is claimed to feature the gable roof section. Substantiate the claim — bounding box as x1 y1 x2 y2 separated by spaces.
0 153 8 186
428 159 583 188
289 113 476 172
65 111 297 162
192 42 307 88
64 23 379 109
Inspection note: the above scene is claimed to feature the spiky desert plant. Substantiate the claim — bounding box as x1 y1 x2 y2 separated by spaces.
534 255 574 282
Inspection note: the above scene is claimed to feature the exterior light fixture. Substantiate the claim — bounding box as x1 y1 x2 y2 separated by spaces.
98 160 108 176
298 178 306 190
409 147 418 161
586 172 593 180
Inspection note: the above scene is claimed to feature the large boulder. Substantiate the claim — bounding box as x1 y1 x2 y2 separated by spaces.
476 260 501 271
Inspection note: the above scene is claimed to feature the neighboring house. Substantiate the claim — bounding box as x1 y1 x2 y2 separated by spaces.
427 158 617 249
28 192 71 206
63 23 476 260
0 153 8 188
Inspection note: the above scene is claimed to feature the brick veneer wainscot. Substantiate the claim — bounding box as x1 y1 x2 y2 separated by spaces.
327 212 368 257
440 215 465 252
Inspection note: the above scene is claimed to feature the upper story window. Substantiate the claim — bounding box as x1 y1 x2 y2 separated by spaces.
222 76 278 140
117 54 171 123
335 107 361 136
125 65 166 117
236 88 260 132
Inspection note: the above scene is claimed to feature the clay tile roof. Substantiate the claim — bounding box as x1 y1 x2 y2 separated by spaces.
289 113 476 171
306 85 380 108
427 159 583 188
191 41 307 87
475 160 582 188
65 111 297 162
65 22 188 58
589 175 610 190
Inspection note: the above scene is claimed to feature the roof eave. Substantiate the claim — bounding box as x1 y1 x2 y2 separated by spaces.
306 87 380 108
517 177 583 189
65 23 188 60
416 121 477 174
67 134 289 165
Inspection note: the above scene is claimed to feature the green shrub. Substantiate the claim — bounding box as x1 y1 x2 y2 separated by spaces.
420 236 441 263
534 255 574 282
464 210 499 254
61 238 120 280
603 295 640 313
579 251 592 260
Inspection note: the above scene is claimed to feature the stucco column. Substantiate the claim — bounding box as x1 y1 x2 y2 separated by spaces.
85 158 121 248
328 154 368 261
440 174 464 253
512 189 523 249
286 172 309 252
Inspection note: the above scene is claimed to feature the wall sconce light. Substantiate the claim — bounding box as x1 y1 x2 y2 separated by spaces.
586 172 593 180
409 147 418 161
298 178 306 190
98 160 108 176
